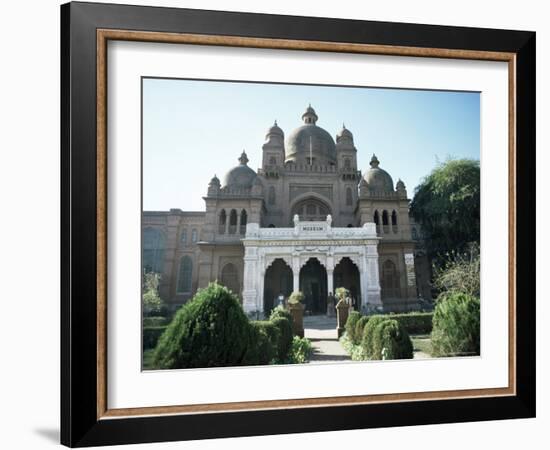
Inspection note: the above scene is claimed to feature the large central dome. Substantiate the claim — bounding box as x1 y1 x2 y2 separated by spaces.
285 105 337 165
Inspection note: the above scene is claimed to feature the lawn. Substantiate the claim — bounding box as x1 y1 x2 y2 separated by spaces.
411 334 433 358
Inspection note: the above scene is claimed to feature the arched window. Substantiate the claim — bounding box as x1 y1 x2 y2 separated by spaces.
228 209 237 234
176 256 193 293
218 209 226 234
180 229 187 245
344 158 351 169
269 156 276 165
381 260 400 298
142 227 165 274
240 210 247 234
373 210 380 225
191 228 198 243
221 263 240 296
391 210 398 233
345 187 353 206
382 210 389 233
268 186 276 205
291 198 331 221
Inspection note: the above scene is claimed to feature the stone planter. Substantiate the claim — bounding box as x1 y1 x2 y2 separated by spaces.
288 302 305 337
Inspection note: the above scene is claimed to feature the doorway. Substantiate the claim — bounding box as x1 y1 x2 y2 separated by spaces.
299 258 327 314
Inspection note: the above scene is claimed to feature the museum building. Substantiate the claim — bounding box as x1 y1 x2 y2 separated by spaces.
142 105 431 315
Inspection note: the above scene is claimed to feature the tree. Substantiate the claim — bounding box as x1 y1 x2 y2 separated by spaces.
410 158 480 260
433 242 480 298
142 271 163 314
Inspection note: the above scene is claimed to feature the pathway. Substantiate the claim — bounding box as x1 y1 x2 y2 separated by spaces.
303 315 351 363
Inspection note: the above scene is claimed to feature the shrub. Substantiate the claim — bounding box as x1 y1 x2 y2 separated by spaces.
390 312 433 334
371 319 413 360
143 325 167 350
269 305 293 324
152 282 252 369
361 315 389 359
431 293 480 357
271 316 293 361
345 311 362 343
335 287 350 301
354 315 370 344
142 316 168 327
288 291 304 305
245 321 280 365
288 336 313 364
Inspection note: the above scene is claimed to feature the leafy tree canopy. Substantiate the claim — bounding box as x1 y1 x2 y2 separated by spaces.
410 158 480 259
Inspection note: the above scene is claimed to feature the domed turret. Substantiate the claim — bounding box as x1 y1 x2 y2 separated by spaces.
285 105 337 165
266 120 283 138
336 123 354 144
222 151 257 189
207 174 221 196
363 154 394 193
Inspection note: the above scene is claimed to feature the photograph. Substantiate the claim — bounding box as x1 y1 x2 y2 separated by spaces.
140 78 481 370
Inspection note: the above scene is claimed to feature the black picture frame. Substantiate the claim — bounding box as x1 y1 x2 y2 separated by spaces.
61 1 536 447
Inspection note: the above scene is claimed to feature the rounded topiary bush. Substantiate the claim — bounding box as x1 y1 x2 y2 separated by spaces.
354 315 370 345
345 311 362 343
269 305 293 324
371 319 413 360
431 293 480 357
361 315 389 359
246 321 279 365
152 282 253 369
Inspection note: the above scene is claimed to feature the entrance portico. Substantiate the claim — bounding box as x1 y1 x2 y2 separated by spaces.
242 215 382 315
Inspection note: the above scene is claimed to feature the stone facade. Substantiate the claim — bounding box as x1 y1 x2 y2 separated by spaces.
142 106 431 314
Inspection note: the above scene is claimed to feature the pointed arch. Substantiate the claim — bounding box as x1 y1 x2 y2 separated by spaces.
228 209 237 234
240 209 247 235
218 209 226 234
391 210 398 233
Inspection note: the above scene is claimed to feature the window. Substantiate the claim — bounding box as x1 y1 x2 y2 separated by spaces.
391 210 398 233
381 259 400 298
180 229 187 244
268 186 276 205
268 224 276 228
191 228 198 243
221 263 239 296
344 158 351 169
228 209 237 234
240 210 247 235
269 156 276 165
306 204 316 215
382 210 389 226
142 227 165 274
177 256 193 293
373 210 380 225
218 209 226 234
345 187 353 206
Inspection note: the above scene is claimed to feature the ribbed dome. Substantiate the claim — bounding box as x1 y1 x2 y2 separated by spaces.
285 105 336 165
363 154 394 193
222 151 257 189
266 120 283 137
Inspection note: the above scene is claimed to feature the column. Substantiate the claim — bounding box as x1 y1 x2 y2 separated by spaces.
327 269 334 296
366 244 382 308
292 253 300 293
242 246 259 314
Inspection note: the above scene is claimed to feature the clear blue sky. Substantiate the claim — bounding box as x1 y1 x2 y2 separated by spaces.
142 78 480 211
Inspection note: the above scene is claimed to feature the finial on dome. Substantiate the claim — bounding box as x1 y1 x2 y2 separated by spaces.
342 123 346 129
239 150 249 165
370 154 380 168
302 104 318 125
274 119 278 126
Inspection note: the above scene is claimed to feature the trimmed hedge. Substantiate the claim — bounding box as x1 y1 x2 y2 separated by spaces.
271 316 293 361
269 306 293 324
143 316 168 327
431 293 480 357
152 283 252 369
361 315 388 359
345 311 362 344
371 319 413 360
143 325 167 350
246 321 280 364
354 315 370 345
390 312 433 334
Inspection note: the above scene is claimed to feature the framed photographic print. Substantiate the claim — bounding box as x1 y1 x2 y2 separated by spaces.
60 1 536 447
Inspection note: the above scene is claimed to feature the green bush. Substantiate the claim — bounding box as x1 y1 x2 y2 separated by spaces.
245 321 280 365
288 336 313 364
354 315 370 344
371 319 413 360
345 311 362 343
143 316 168 327
361 315 390 359
271 316 293 361
269 306 293 324
152 283 253 369
431 293 480 357
143 325 167 350
390 312 433 334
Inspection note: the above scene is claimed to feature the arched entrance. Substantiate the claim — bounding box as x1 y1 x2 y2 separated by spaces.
263 259 293 313
299 258 327 314
333 257 361 310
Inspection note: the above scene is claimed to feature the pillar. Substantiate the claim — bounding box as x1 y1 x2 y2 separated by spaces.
327 269 334 296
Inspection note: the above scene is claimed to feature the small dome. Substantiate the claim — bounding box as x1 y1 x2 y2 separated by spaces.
222 151 257 189
396 179 406 190
266 120 284 137
336 124 353 143
285 105 337 165
363 154 394 193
